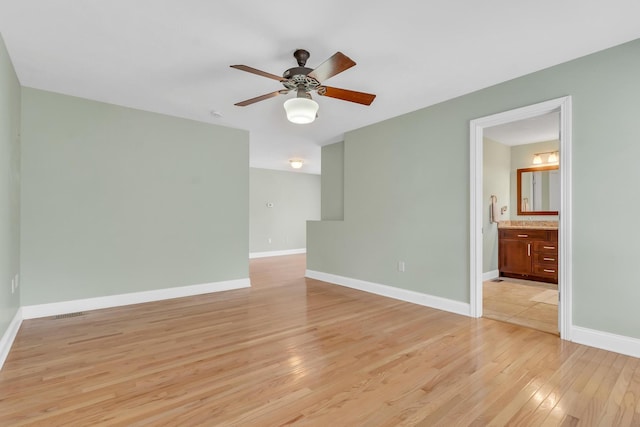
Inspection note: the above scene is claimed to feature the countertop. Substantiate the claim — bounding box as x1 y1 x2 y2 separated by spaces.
497 220 558 230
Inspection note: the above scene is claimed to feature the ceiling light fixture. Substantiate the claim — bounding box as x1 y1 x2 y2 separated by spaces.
289 159 304 169
283 96 319 124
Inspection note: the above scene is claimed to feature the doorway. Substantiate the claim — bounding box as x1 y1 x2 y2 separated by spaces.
482 112 560 334
469 97 572 339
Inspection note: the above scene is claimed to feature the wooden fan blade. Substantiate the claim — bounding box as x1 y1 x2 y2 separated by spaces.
308 52 356 82
318 86 376 105
230 65 285 82
234 90 288 107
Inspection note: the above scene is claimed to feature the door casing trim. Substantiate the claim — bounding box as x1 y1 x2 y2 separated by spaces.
469 96 572 339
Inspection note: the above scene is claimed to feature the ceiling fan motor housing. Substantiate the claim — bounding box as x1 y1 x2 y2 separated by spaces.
282 49 320 93
282 72 320 92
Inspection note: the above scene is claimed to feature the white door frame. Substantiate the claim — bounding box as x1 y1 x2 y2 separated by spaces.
469 96 573 340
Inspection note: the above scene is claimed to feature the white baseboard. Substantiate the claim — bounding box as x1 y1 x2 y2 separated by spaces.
0 308 23 370
21 278 250 320
571 326 640 359
483 270 499 281
249 248 306 259
305 270 470 317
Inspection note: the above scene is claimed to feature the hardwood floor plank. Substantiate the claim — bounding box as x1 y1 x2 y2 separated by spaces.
0 254 638 425
596 356 639 426
541 347 609 425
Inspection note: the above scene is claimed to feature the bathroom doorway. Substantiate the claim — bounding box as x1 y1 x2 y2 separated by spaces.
481 112 560 334
469 97 572 339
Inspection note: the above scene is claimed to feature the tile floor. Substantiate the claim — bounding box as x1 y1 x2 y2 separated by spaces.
483 277 559 335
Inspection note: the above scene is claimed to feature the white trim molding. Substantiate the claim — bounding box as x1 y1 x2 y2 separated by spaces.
571 326 640 359
0 308 23 370
249 248 306 259
21 278 250 320
469 96 572 340
482 270 499 282
306 270 470 317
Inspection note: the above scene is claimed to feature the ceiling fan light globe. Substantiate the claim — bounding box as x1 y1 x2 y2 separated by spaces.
284 98 319 124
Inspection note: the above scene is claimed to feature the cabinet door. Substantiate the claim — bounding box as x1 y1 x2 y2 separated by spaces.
499 239 531 275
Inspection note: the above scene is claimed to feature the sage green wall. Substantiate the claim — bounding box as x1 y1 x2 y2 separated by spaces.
20 88 249 305
510 140 559 219
321 142 344 220
310 108 470 302
308 38 640 339
0 34 21 335
249 168 320 253
482 138 510 273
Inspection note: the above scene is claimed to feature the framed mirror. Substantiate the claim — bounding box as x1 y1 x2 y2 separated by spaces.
517 165 559 215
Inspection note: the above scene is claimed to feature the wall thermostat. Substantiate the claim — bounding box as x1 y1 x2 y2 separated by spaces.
266 202 274 208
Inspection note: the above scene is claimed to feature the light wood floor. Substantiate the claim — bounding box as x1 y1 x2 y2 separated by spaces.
1 255 639 426
483 279 559 335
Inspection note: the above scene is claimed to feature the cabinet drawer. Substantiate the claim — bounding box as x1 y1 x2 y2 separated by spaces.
499 229 549 241
532 264 558 277
533 253 558 265
533 241 558 253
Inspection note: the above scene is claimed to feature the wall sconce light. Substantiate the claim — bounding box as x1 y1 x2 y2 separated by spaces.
532 151 559 165
289 159 304 169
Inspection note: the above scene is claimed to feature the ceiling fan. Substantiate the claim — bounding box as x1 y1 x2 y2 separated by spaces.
231 49 376 123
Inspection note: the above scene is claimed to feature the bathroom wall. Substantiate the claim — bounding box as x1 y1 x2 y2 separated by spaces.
483 138 510 274
510 140 559 220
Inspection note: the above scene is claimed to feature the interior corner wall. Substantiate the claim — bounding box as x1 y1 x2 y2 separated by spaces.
0 33 21 335
20 88 250 306
249 168 320 254
308 38 640 339
320 142 344 220
482 138 510 273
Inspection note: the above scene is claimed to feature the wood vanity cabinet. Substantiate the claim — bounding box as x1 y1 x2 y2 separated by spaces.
498 228 558 284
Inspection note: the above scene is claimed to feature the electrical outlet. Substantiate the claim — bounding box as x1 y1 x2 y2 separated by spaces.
398 261 405 272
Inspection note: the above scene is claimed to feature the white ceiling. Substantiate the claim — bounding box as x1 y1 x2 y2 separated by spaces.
1 1 639 174
484 111 560 146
